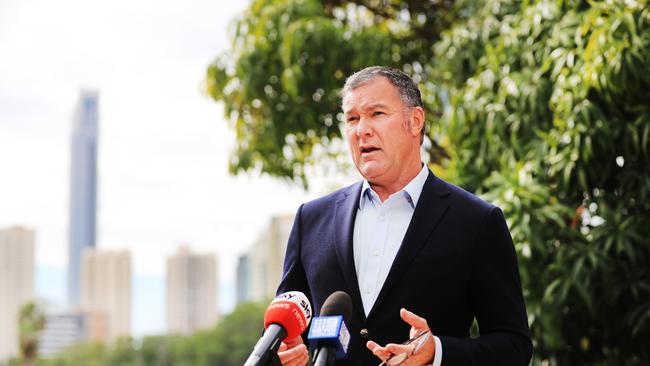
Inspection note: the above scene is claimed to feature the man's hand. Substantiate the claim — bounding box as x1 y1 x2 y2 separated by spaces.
366 308 436 365
277 336 309 366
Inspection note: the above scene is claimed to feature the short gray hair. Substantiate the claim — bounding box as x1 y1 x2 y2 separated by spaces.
342 66 425 143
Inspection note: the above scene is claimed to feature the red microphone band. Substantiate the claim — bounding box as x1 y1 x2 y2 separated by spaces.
264 299 308 339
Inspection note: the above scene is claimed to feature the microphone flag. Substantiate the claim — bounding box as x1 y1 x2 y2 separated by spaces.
308 315 350 358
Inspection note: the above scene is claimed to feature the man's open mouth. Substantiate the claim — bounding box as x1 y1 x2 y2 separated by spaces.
360 146 380 153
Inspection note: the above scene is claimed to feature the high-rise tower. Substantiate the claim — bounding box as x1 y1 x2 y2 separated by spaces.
68 90 99 307
0 226 35 362
80 249 131 341
167 246 218 334
245 214 293 302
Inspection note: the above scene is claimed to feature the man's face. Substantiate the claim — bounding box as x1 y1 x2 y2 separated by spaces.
342 77 421 186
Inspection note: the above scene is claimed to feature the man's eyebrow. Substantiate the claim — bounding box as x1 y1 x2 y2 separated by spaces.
342 107 355 116
344 103 390 114
364 102 390 110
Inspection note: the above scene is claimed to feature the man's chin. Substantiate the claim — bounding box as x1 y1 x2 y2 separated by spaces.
357 164 385 181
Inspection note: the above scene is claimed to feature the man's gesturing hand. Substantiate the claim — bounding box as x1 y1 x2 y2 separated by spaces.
277 336 308 366
366 309 436 365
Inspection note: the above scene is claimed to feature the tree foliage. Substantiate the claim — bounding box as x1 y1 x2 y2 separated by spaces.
207 0 650 364
206 0 469 186
33 301 266 366
432 1 650 364
18 302 45 366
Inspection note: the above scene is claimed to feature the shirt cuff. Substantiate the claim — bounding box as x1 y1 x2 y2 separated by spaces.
430 335 442 366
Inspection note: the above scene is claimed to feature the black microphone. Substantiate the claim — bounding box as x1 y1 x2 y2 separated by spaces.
244 291 313 366
308 291 353 366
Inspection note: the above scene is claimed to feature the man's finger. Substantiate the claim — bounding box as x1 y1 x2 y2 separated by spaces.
367 342 394 361
283 336 304 348
400 308 428 330
366 340 379 352
282 350 308 366
385 342 415 356
278 343 308 365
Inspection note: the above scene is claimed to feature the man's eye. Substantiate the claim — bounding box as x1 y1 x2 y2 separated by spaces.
347 117 359 123
373 111 385 116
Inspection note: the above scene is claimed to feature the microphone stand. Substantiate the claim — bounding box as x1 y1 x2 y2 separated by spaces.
312 347 336 366
244 343 282 366
268 353 281 366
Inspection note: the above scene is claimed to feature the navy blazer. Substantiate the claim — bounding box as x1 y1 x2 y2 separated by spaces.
277 170 533 365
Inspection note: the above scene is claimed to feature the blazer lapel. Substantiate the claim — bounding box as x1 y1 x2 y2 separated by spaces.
333 182 366 321
367 171 451 320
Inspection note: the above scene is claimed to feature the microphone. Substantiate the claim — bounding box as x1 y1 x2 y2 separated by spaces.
244 291 313 366
308 291 353 366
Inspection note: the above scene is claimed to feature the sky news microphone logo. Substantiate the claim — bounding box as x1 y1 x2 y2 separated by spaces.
265 291 313 338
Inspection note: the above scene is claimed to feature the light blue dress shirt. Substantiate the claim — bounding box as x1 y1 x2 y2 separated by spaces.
353 163 442 366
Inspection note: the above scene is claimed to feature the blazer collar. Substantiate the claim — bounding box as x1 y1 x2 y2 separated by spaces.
333 181 366 321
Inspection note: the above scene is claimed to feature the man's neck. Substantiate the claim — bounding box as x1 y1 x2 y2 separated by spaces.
370 161 424 202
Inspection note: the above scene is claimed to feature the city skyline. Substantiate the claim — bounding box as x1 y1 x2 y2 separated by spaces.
0 0 355 338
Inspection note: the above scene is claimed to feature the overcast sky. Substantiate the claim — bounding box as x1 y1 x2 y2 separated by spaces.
0 0 355 336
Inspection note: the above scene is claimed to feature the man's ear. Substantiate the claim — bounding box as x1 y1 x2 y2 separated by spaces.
409 106 425 137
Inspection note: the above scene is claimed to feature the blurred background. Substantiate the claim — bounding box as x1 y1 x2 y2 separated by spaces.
1 0 648 365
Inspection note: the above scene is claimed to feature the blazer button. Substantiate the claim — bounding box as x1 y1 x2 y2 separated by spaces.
360 328 369 339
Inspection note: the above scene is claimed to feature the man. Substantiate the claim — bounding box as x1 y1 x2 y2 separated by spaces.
276 66 533 365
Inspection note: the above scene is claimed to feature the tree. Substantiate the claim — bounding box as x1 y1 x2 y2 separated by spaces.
137 301 266 366
18 302 45 366
432 1 650 364
207 301 267 365
39 342 107 366
207 0 650 364
103 337 138 366
36 301 267 366
206 0 470 186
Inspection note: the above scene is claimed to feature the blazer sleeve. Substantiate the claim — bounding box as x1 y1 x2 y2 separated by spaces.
276 204 311 303
438 206 533 365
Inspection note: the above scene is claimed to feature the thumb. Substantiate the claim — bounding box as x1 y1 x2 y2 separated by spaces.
283 335 304 349
400 308 428 330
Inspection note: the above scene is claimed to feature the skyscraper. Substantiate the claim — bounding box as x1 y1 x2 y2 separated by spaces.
0 226 35 362
167 246 217 334
80 249 131 342
246 214 294 301
68 90 99 307
236 254 251 303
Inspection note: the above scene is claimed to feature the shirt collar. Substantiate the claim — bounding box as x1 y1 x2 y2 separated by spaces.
359 163 429 210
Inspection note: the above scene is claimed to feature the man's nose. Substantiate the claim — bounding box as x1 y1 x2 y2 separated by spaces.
356 117 373 137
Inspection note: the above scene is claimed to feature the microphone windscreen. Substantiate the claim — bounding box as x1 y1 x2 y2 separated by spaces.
264 291 312 340
319 291 352 321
